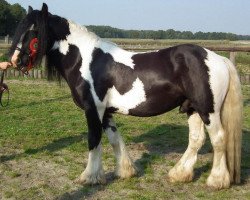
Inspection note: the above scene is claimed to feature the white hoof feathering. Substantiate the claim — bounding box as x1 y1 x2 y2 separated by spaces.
206 171 230 189
168 164 194 183
75 144 106 185
76 169 106 185
116 156 137 179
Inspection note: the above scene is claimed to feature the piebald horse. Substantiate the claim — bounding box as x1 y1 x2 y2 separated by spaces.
10 4 242 189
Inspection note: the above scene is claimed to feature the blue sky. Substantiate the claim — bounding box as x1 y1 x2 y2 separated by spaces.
6 0 250 35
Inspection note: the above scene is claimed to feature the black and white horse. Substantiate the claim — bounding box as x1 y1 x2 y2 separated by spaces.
10 4 242 189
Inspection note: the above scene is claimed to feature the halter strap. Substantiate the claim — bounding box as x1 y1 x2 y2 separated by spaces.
0 70 4 84
0 70 10 107
15 47 30 56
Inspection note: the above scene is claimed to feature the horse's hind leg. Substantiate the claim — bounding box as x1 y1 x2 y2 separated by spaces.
103 115 137 178
205 113 230 189
168 112 205 182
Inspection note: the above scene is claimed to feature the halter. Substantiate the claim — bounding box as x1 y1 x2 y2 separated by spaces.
16 38 38 75
0 70 10 107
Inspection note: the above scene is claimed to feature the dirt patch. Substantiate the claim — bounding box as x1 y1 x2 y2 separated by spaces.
0 156 76 198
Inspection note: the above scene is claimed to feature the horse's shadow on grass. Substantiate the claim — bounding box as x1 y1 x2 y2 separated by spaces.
132 123 212 178
5 95 71 110
132 124 250 185
0 134 85 162
56 172 117 200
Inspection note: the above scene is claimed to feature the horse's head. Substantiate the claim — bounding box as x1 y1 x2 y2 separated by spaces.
10 3 49 74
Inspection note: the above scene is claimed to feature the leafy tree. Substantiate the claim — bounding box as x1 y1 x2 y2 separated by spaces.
9 3 26 35
0 0 26 36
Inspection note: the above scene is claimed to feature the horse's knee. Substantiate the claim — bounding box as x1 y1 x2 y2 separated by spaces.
188 113 205 149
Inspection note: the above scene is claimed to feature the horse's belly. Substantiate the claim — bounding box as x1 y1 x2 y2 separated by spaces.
106 83 185 117
128 93 185 117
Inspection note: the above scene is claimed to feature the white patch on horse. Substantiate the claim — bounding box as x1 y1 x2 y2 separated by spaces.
99 41 136 69
106 78 146 114
29 24 35 30
11 33 25 64
204 49 229 112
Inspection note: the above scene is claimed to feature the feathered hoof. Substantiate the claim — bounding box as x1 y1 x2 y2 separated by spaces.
116 158 137 179
74 170 106 185
206 173 230 190
168 167 193 183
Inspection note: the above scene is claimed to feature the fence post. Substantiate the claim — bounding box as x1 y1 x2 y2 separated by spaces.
38 70 42 79
230 52 237 66
42 56 47 79
5 35 9 44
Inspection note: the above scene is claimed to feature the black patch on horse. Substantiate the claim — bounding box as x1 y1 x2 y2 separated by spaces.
48 15 70 41
102 111 117 132
90 48 137 101
129 44 214 123
48 44 88 109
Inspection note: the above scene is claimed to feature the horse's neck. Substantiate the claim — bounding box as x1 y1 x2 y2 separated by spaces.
48 16 132 65
47 17 135 82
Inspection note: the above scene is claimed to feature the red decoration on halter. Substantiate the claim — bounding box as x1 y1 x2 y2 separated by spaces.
27 38 38 71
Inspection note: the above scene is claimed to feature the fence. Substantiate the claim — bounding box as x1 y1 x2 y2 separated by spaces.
4 68 46 79
1 45 250 84
0 35 11 44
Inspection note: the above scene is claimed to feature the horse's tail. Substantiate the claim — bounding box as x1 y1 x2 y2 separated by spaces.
221 57 243 184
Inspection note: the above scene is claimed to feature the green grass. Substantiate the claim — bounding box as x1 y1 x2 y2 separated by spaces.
0 80 249 199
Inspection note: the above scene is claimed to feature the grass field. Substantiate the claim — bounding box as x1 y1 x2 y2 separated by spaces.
0 80 249 200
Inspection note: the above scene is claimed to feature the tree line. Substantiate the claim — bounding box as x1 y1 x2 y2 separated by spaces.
87 25 250 41
0 0 26 36
0 0 249 41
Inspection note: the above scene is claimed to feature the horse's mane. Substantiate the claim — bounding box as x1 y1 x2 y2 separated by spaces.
68 20 99 40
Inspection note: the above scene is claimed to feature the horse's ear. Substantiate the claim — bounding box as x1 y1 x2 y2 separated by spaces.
41 3 48 18
28 6 33 14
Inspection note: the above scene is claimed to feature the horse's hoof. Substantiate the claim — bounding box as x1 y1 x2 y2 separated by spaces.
74 171 107 185
168 167 193 183
206 173 230 190
116 158 137 179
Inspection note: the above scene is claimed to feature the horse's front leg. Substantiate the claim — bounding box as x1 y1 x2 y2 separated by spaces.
103 114 137 179
76 102 106 185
